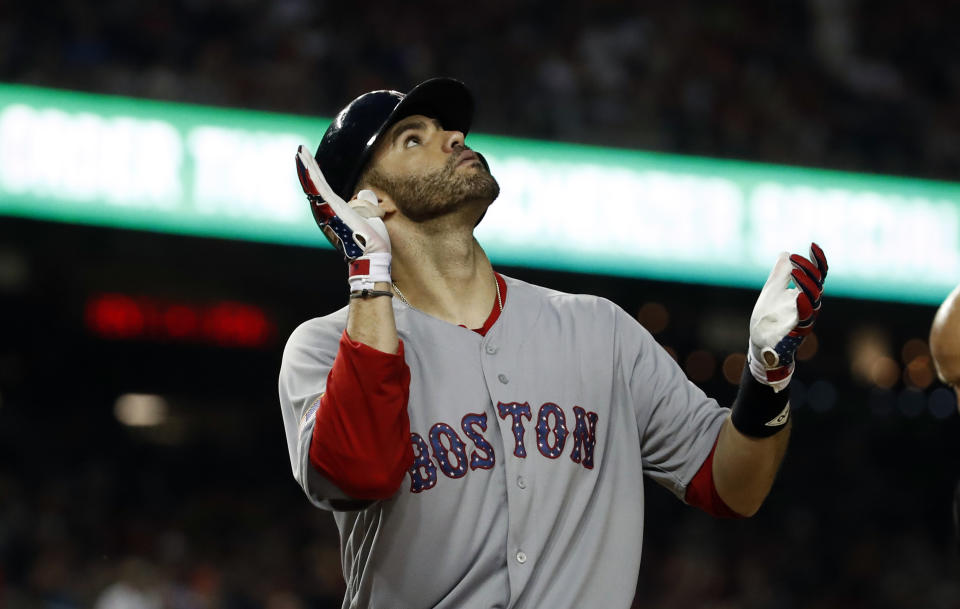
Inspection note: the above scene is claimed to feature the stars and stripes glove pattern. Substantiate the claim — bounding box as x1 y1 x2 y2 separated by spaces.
747 243 828 393
295 145 391 291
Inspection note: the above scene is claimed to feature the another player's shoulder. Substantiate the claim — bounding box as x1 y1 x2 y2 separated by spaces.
282 305 350 359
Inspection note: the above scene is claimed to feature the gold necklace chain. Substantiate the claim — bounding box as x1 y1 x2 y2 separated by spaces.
392 276 503 314
391 282 412 307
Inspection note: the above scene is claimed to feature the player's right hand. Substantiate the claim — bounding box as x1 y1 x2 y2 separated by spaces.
747 243 828 392
295 145 391 260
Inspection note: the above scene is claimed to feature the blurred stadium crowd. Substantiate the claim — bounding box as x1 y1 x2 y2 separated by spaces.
0 411 346 609
2 1 960 608
3 0 959 180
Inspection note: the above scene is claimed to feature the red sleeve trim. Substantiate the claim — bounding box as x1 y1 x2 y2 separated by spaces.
684 436 745 519
308 331 414 500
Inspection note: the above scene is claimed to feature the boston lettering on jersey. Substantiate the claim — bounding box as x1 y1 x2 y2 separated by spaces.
408 401 600 493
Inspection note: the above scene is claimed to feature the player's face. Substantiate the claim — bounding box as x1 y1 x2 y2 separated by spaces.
362 114 499 222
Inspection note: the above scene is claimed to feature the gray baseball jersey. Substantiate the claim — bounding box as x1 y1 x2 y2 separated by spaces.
279 274 729 609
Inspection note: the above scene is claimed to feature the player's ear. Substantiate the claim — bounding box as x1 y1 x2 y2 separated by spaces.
358 186 395 214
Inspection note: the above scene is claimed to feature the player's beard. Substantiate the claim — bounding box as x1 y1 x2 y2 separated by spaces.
365 150 500 223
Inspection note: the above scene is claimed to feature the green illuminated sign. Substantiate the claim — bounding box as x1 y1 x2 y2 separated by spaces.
1 83 958 304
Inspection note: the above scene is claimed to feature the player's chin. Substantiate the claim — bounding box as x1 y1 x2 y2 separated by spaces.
452 177 496 203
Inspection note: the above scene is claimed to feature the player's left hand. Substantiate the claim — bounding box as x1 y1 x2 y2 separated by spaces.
747 243 828 392
295 145 391 260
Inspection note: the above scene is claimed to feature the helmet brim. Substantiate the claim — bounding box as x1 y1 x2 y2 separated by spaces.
388 77 474 138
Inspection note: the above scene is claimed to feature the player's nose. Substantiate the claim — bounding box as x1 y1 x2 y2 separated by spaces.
442 129 466 153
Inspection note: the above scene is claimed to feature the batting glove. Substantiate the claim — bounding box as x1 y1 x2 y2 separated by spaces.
295 146 391 291
747 243 828 393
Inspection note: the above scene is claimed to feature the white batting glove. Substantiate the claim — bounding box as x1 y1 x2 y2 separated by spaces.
747 243 828 393
295 146 391 291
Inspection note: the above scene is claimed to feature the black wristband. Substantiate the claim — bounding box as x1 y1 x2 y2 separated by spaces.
730 365 792 438
349 289 394 299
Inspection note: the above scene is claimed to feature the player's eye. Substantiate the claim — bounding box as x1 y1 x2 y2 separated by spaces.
403 134 421 148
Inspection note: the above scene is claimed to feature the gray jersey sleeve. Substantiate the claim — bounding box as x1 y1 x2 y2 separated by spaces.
615 306 729 500
278 308 356 510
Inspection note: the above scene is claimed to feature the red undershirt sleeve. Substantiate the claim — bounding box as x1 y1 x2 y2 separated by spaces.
308 331 414 500
684 436 745 519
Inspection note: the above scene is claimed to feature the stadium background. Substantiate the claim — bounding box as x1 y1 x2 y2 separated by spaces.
1 1 959 607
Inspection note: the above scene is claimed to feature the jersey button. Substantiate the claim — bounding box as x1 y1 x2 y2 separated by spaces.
517 476 527 489
485 344 498 355
498 374 509 384
516 551 527 564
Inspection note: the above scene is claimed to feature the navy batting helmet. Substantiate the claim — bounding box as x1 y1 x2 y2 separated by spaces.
313 77 476 211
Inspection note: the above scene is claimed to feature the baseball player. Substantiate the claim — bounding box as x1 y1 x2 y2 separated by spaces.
929 284 960 547
278 77 828 608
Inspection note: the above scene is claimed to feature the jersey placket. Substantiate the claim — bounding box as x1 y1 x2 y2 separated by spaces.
480 332 535 601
